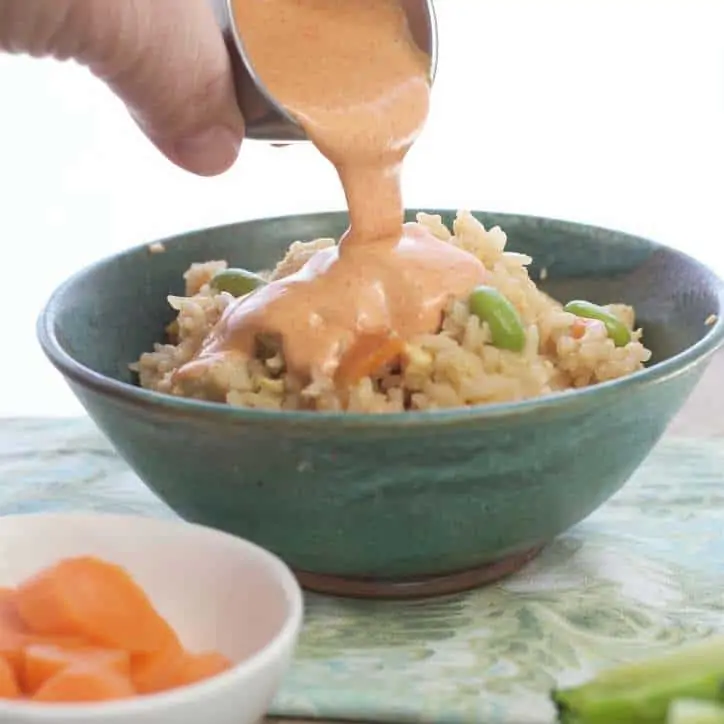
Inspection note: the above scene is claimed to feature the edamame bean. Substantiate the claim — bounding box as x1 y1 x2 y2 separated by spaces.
210 268 266 297
563 300 631 347
468 286 526 352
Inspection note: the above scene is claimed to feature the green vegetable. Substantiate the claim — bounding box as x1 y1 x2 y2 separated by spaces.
668 699 724 724
468 285 526 352
563 300 631 347
210 268 266 297
551 636 724 723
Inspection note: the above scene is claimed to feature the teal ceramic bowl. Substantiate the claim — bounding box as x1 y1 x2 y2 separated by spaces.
37 211 724 598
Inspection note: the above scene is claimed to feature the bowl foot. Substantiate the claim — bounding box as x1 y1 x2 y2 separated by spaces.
294 545 544 600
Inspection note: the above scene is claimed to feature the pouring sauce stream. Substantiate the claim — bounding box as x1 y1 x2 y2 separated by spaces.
178 0 486 384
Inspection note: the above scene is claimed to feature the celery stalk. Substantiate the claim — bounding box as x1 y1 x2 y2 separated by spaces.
667 699 724 724
593 638 724 689
554 672 724 723
552 636 724 724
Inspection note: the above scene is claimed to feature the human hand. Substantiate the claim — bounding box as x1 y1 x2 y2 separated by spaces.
0 0 245 176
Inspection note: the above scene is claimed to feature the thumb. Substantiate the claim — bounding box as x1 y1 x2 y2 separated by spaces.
93 0 245 176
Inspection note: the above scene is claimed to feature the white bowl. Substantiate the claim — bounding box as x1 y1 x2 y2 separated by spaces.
0 512 303 723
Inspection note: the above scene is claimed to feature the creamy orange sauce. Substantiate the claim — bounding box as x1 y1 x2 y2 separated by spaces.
177 0 486 385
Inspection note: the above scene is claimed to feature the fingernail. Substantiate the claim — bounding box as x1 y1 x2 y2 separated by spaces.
172 127 242 176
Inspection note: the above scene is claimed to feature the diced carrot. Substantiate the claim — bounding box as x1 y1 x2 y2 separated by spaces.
14 556 180 654
570 317 605 340
130 638 186 695
21 642 130 696
570 318 588 339
139 650 232 695
0 655 20 699
32 664 135 703
335 333 406 387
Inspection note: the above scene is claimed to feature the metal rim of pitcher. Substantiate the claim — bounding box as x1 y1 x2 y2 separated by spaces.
222 0 439 141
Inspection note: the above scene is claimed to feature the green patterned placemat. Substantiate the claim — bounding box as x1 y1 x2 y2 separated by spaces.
2 418 723 723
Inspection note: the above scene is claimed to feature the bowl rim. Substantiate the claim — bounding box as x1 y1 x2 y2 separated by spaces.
37 210 724 430
0 511 304 720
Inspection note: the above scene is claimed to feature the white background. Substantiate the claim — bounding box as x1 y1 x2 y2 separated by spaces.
1 0 723 416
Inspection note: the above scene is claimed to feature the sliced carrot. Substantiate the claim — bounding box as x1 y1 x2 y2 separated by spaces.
139 650 232 695
0 590 88 656
0 655 20 699
32 664 135 703
3 557 233 702
21 643 130 696
0 592 27 633
0 632 26 673
14 556 180 654
171 651 232 688
0 592 30 673
335 333 406 387
130 638 186 695
0 631 80 677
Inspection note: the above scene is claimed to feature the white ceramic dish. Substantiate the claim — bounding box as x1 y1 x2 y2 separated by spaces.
0 512 303 723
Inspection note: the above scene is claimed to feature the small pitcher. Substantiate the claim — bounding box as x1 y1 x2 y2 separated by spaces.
209 0 439 143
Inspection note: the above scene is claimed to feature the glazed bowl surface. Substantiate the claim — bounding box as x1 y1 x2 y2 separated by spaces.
37 210 724 597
